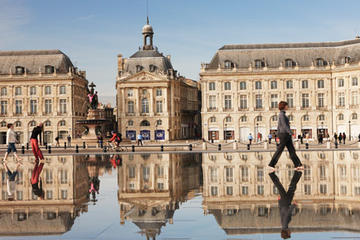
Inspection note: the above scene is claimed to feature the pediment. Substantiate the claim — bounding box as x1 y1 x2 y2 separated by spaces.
122 71 168 82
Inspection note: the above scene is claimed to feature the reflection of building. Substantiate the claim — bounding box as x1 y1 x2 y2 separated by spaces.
118 153 201 239
200 39 360 142
0 50 88 144
116 19 200 141
202 151 360 234
0 155 89 236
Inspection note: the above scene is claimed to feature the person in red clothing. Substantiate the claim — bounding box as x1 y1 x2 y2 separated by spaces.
31 160 44 199
30 123 44 161
108 131 122 147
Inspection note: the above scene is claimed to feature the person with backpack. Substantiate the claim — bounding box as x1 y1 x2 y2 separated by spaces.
109 131 121 147
338 133 343 144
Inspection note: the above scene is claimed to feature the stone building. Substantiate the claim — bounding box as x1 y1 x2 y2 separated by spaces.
200 38 360 142
202 151 360 234
0 50 88 144
116 20 200 141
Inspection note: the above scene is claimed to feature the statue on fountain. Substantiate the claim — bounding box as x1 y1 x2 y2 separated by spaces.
87 82 99 110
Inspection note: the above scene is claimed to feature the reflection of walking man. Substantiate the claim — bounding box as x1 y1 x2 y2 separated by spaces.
3 161 21 201
137 133 143 146
269 170 302 239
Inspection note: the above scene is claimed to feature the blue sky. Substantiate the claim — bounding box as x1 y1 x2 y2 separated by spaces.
2 0 360 103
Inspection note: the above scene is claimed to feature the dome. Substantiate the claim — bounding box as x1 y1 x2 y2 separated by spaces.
142 24 154 34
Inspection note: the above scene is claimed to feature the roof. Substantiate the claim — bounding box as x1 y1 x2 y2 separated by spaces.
0 49 74 74
207 38 360 69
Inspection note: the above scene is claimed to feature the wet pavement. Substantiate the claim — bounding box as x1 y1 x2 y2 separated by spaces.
0 151 360 240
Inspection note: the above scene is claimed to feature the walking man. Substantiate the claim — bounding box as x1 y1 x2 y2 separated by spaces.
339 133 343 144
55 136 60 147
3 123 22 163
137 133 143 146
343 132 346 144
67 135 71 147
268 133 273 144
334 132 338 144
268 101 303 170
248 133 253 145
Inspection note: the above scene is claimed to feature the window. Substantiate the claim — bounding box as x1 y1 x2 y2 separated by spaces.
270 81 277 89
286 80 293 89
0 101 7 115
286 94 294 108
239 81 246 90
59 86 66 94
225 116 232 122
256 115 262 122
341 185 347 195
302 80 308 89
128 120 134 126
142 89 147 95
136 65 143 72
30 87 36 95
304 184 311 195
339 165 347 179
156 101 162 113
149 64 157 72
303 115 310 121
316 58 327 67
225 167 233 182
239 95 247 109
338 79 344 87
255 59 264 68
45 100 52 114
59 120 66 126
127 89 133 97
15 66 24 75
15 121 21 127
338 113 344 120
156 120 162 126
304 165 311 180
30 100 37 114
338 92 345 107
29 121 36 127
352 113 358 120
319 165 326 180
242 186 248 195
15 87 22 96
156 89 162 96
240 115 247 122
210 116 216 123
44 120 51 126
0 87 7 96
60 169 68 184
46 190 53 200
210 167 217 182
257 185 264 195
319 114 325 121
140 120 150 126
241 166 249 181
318 80 324 88
226 186 233 196
211 186 218 196
209 82 216 91
224 82 231 90
271 94 278 109
45 65 54 74
271 115 278 121
257 166 264 182
355 187 360 196
255 81 262 89
142 166 150 182
288 115 294 121
285 59 295 68
141 98 149 113
127 101 134 113
318 93 324 107
59 99 67 113
209 96 216 109
352 77 358 86
302 93 309 108
15 100 22 114
224 95 232 109
45 169 53 184
224 60 234 69
45 86 51 95
61 190 68 199
352 92 358 105
256 94 262 109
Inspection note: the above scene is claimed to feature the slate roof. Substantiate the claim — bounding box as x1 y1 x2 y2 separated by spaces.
0 50 74 74
207 38 360 69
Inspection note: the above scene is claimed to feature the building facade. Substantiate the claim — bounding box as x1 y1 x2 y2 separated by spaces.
0 50 88 144
116 20 200 141
200 39 360 142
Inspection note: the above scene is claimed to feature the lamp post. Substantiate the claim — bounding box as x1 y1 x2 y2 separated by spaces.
349 120 351 141
256 123 259 142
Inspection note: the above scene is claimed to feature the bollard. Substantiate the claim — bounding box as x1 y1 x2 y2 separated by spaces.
132 145 135 152
21 145 25 154
83 141 86 149
218 144 221 151
305 143 309 149
202 142 207 150
26 143 29 150
64 142 67 149
247 144 250 150
211 139 214 144
48 145 51 154
189 144 192 151
75 145 79 153
161 145 164 152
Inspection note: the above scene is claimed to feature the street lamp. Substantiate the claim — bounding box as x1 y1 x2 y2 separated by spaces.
349 120 351 141
256 123 259 142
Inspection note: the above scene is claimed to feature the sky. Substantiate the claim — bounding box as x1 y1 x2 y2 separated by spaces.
2 0 360 104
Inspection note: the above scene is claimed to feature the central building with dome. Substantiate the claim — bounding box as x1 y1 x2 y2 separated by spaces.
116 19 200 141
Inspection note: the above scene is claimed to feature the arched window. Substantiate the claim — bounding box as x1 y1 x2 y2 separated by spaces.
127 101 134 113
29 120 36 127
338 114 344 121
45 65 54 74
156 120 162 126
271 115 278 121
317 80 324 88
128 120 134 126
316 58 327 67
344 56 351 64
210 116 216 123
136 65 144 73
319 114 325 121
149 64 157 72
224 60 234 69
0 87 7 96
285 59 295 68
15 66 25 75
14 121 21 127
141 98 149 113
0 121 6 127
140 120 150 126
256 116 262 122
240 116 247 122
352 113 358 120
44 120 51 126
303 115 310 121
254 59 265 69
225 116 232 122
59 120 66 126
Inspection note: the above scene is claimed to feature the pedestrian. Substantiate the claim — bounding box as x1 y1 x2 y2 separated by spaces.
268 133 273 144
358 133 360 142
339 133 343 144
3 161 21 201
334 132 338 144
300 134 303 144
268 101 303 170
30 123 44 162
343 132 346 144
137 133 143 146
248 133 253 145
3 123 22 163
55 136 60 147
269 169 302 240
67 135 71 147
318 133 323 144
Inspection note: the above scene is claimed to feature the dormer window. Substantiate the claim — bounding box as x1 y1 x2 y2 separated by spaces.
45 65 54 74
316 58 327 67
285 59 296 68
344 56 351 64
254 59 265 69
136 65 144 73
149 64 157 72
15 66 24 75
224 60 235 69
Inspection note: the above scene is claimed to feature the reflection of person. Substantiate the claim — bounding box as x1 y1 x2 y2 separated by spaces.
110 155 122 168
269 102 303 170
31 159 44 199
3 161 21 201
89 177 100 202
4 123 22 162
30 123 44 161
269 170 303 239
248 133 253 145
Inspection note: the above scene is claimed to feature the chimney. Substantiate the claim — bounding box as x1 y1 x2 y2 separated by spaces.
117 54 123 71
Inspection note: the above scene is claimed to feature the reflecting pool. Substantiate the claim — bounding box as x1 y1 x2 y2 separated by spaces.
0 151 360 239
